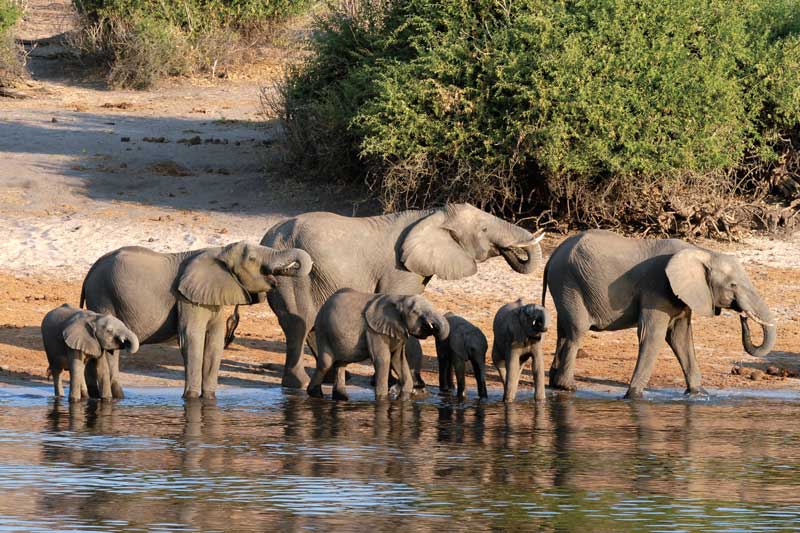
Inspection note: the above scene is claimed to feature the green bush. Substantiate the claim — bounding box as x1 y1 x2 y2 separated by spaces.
282 0 800 231
72 0 313 88
0 0 23 85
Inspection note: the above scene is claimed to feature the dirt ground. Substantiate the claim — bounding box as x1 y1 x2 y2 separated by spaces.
1 1 799 397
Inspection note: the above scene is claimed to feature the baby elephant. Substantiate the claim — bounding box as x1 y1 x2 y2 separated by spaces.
435 313 488 400
309 289 450 401
492 300 549 403
41 304 139 402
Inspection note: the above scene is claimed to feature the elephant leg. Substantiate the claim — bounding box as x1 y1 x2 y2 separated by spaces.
469 354 488 399
85 358 100 399
504 350 524 403
550 317 586 391
372 347 391 401
666 315 705 395
80 381 89 399
625 309 670 399
405 337 425 389
332 363 349 401
268 285 313 390
550 297 590 390
202 313 226 400
307 348 333 399
69 355 86 403
52 368 63 398
178 307 209 400
107 350 124 399
93 354 113 401
453 357 467 401
532 343 546 402
395 349 414 400
437 349 452 395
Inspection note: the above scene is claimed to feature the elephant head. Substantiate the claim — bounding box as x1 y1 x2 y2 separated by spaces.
513 303 550 344
366 294 450 341
178 241 313 306
401 203 544 280
63 312 140 357
666 248 776 357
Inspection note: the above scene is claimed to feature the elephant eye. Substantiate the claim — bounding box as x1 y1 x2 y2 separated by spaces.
248 256 257 262
730 282 737 289
481 227 488 233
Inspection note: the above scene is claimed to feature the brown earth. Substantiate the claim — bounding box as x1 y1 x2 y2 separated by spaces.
1 0 798 398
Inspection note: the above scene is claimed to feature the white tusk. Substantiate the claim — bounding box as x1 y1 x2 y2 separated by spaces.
740 311 775 328
533 232 545 244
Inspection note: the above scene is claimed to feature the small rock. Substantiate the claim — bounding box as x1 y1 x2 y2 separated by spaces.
177 136 202 145
576 348 590 359
260 363 283 372
0 365 7 372
766 365 784 376
121 137 130 142
147 237 155 242
143 136 167 143
51 117 58 123
731 366 745 375
749 369 765 381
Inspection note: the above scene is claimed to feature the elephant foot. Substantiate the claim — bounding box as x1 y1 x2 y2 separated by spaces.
111 383 125 399
282 370 310 390
624 387 645 400
332 389 349 402
550 377 577 392
69 395 82 403
399 391 412 401
183 389 201 400
438 387 452 397
307 384 324 398
413 372 426 390
456 393 466 402
202 391 217 400
684 386 709 398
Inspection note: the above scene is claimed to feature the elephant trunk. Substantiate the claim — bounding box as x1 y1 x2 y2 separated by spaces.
123 331 139 354
432 313 450 341
267 248 313 277
496 221 544 275
739 290 776 357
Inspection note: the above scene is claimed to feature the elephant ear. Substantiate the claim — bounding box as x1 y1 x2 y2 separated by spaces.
666 248 714 317
63 314 102 357
400 210 477 280
178 247 251 306
365 295 406 339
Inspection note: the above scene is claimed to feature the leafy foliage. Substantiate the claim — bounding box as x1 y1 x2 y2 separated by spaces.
281 0 800 231
72 0 313 88
0 0 23 86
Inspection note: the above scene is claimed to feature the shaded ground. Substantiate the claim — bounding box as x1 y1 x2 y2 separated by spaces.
0 0 798 398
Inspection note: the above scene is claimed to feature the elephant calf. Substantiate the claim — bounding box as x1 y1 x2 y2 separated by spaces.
435 313 488 400
41 304 139 402
309 289 450 401
492 300 549 403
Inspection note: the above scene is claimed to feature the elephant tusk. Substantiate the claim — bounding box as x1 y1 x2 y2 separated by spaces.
740 311 775 328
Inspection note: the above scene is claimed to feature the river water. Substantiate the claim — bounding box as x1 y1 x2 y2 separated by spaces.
1 386 799 532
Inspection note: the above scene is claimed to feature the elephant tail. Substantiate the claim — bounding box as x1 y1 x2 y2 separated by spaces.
540 257 550 306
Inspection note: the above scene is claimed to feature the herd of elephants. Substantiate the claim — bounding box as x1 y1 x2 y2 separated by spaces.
41 203 777 403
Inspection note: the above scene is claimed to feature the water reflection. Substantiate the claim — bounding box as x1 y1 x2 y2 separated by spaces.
0 388 798 531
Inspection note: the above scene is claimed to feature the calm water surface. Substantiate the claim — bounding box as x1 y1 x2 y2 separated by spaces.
1 385 800 531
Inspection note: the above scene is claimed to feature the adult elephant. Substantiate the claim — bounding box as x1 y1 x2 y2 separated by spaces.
543 230 777 399
259 203 544 389
81 241 312 399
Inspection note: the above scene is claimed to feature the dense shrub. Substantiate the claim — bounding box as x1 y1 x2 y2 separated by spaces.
71 0 313 88
281 0 800 233
0 0 23 86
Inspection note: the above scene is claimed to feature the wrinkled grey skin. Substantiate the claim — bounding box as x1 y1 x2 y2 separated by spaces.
308 289 450 401
257 203 543 389
492 300 550 403
435 312 488 400
544 230 777 399
81 241 312 400
41 304 139 402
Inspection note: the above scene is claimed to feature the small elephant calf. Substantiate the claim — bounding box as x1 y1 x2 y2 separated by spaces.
435 313 488 400
41 304 139 402
492 299 549 403
309 289 450 401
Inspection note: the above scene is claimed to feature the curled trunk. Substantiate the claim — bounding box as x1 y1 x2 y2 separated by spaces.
741 315 777 357
268 248 313 277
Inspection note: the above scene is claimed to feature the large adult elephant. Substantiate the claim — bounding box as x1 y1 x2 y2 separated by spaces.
81 241 312 399
258 203 544 389
543 230 777 399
